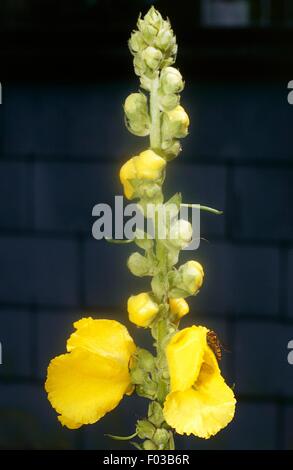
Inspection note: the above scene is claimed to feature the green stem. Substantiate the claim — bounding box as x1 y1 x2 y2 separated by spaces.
149 75 161 150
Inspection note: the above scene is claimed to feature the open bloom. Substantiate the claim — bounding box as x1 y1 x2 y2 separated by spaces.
45 318 136 429
163 325 236 438
120 149 166 199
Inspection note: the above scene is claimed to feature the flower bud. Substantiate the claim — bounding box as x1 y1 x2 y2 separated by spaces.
143 6 163 31
168 219 193 249
143 440 157 450
127 252 153 277
148 401 165 427
181 260 204 295
130 367 145 384
129 31 147 54
155 23 174 51
138 20 158 44
133 53 147 76
136 348 156 372
169 297 189 320
153 428 171 447
162 140 182 160
142 46 163 70
159 93 180 112
124 93 150 137
136 420 156 440
160 67 184 95
124 93 147 117
128 292 159 327
162 105 190 139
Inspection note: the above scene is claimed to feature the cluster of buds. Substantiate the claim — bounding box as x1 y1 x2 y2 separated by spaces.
129 6 177 81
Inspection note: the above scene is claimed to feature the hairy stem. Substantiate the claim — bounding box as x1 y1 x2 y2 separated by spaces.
149 74 161 150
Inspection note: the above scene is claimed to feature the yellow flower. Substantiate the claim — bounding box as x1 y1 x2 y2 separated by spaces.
45 318 136 429
169 298 189 320
128 292 159 327
119 149 166 200
163 326 236 438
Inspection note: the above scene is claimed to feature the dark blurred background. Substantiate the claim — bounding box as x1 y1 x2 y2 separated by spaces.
0 0 293 450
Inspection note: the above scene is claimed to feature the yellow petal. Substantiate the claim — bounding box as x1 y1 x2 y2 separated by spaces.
67 318 136 364
119 158 137 199
166 325 208 392
46 348 131 427
169 298 189 319
58 415 82 430
128 292 159 327
163 348 236 438
134 150 166 180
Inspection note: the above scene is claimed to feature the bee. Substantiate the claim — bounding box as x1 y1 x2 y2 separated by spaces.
207 330 223 361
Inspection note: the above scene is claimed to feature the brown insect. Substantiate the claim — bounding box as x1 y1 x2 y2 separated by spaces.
207 330 223 361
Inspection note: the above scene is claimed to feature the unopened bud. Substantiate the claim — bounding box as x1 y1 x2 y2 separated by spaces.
160 67 184 94
127 292 159 327
155 23 174 51
143 6 163 31
136 348 156 372
181 260 204 295
129 31 147 54
168 219 193 249
153 428 170 447
143 440 157 450
142 46 163 70
159 93 180 112
162 105 190 139
136 420 156 440
127 252 153 277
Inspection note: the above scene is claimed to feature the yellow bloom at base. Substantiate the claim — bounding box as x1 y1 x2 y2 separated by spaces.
119 149 166 200
128 292 159 327
169 298 189 320
163 325 236 439
45 318 136 429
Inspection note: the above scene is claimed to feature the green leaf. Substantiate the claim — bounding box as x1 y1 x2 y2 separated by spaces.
105 238 133 244
181 203 223 215
105 431 138 441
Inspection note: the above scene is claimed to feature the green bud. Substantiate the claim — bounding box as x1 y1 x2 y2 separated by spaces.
142 46 163 70
138 19 158 44
140 75 151 91
168 260 204 297
136 348 156 372
159 93 180 112
143 440 157 450
153 428 170 448
129 31 147 54
155 22 174 51
133 53 147 76
148 402 165 427
160 67 184 94
162 139 182 160
127 252 153 277
124 93 147 116
130 367 145 385
162 105 190 140
168 219 193 249
124 92 150 137
136 420 156 440
143 6 163 31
